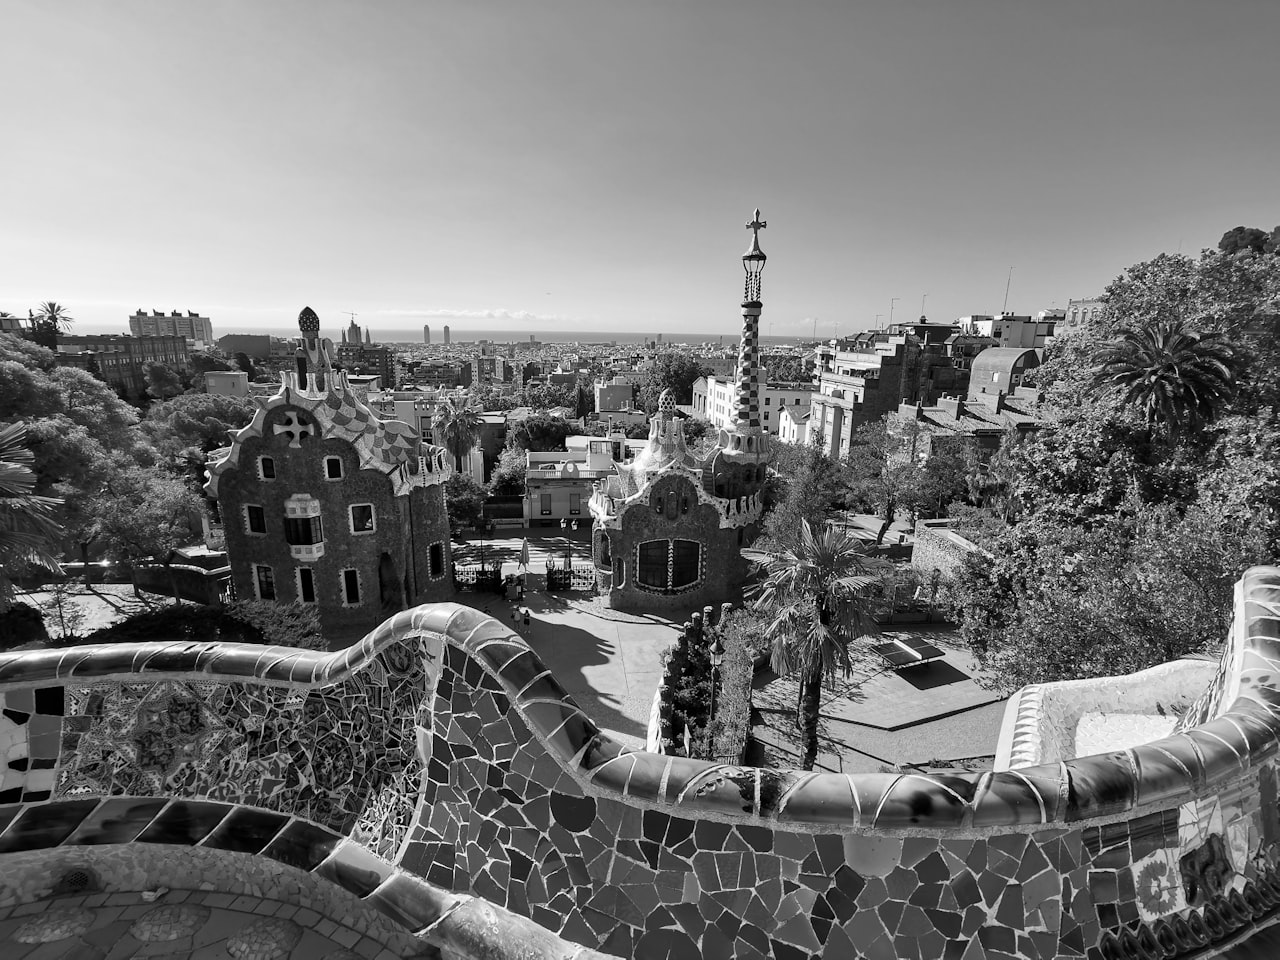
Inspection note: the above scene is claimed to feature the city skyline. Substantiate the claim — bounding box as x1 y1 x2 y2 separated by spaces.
5 1 1279 338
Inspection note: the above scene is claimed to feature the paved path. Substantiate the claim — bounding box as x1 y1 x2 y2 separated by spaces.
751 624 1008 774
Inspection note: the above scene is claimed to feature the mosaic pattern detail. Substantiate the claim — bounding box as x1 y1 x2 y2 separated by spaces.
12 905 93 942
31 637 435 861
205 356 451 499
130 903 212 940
3 569 1280 958
227 916 303 958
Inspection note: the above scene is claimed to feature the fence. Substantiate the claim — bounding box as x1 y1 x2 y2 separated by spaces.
453 564 504 594
545 562 596 592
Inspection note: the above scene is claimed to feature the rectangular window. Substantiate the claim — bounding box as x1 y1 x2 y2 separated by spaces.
259 457 276 480
297 567 316 604
254 564 275 601
765 397 771 405
636 540 668 588
569 493 581 515
342 569 361 605
349 504 375 534
671 540 700 589
325 457 344 480
285 514 323 545
245 504 266 535
429 542 444 578
540 493 552 516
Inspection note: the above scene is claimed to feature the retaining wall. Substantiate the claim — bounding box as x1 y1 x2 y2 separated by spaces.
3 568 1280 959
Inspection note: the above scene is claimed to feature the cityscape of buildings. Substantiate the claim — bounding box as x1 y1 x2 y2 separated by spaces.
4 4 1278 955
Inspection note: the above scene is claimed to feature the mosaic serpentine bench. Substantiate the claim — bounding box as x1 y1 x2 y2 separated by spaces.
3 567 1280 959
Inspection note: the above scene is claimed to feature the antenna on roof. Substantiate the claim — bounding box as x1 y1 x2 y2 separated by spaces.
921 293 928 316
1002 268 1013 313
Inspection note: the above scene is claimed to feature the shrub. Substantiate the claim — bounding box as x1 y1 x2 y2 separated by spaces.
0 602 50 651
73 600 325 650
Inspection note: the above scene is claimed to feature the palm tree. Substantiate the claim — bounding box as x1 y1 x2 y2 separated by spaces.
1092 320 1238 432
29 301 74 349
0 423 64 612
752 519 891 771
431 395 484 473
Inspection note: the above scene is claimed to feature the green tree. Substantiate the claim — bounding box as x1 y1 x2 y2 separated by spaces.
232 352 256 380
143 361 184 402
443 473 486 534
1092 320 1238 433
141 392 256 461
488 445 528 495
28 301 74 349
1218 225 1276 256
638 353 711 414
752 521 889 771
0 423 64 612
88 465 202 603
522 383 575 409
763 439 848 551
844 417 924 544
431 396 484 471
508 414 573 452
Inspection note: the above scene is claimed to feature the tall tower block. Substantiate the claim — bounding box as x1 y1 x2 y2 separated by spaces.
444 325 451 345
424 325 431 344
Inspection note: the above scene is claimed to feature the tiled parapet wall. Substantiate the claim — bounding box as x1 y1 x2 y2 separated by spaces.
4 569 1280 959
994 660 1219 771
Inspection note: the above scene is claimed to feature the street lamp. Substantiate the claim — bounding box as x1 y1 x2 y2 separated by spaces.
707 635 725 760
559 518 578 569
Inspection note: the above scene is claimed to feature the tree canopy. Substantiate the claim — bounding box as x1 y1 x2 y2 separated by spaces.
948 243 1280 691
637 353 711 414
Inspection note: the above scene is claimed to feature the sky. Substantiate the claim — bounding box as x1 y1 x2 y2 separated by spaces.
4 1 1279 340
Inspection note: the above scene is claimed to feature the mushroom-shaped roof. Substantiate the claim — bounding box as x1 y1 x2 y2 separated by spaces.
298 306 320 333
657 388 676 416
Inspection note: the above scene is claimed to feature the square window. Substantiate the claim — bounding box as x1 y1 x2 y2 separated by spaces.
349 504 375 534
325 457 344 480
254 565 275 601
297 567 316 604
245 504 266 535
259 457 276 480
342 569 360 605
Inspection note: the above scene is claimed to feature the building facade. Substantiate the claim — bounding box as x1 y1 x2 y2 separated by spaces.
590 211 773 613
1063 298 1106 333
957 313 1057 349
808 321 970 459
690 374 813 436
206 307 454 644
56 334 190 400
129 309 213 346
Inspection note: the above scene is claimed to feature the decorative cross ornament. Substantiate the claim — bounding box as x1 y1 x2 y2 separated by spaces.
273 412 314 448
745 209 767 237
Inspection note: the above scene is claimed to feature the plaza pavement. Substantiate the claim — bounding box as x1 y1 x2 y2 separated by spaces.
751 624 1009 775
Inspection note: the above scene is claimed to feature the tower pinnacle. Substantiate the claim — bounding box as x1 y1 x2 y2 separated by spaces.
734 209 767 428
743 210 767 304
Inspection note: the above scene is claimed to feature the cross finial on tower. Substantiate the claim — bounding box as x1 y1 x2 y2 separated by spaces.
746 209 767 236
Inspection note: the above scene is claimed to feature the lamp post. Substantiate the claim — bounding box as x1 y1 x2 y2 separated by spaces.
707 635 725 760
559 518 578 569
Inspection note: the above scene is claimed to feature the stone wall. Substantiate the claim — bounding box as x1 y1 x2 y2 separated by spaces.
913 518 986 579
4 570 1280 959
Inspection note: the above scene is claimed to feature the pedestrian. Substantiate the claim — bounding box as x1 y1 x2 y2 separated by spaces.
522 608 530 626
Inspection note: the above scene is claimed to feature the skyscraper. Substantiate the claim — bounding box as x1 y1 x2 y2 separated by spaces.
424 324 431 344
443 325 451 344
